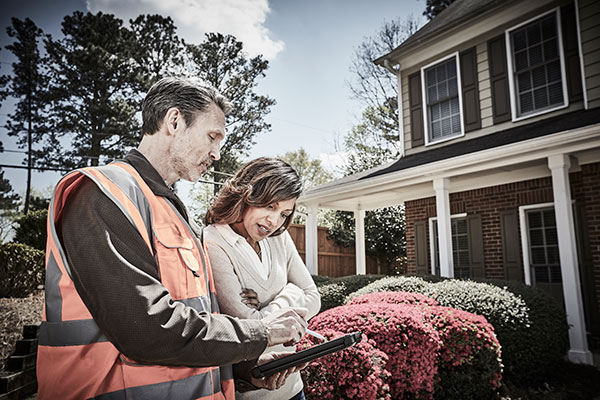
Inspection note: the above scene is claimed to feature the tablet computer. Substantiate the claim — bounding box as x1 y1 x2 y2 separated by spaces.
251 331 362 379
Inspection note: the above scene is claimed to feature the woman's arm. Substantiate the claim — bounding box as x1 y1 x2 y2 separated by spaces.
259 232 321 319
205 240 270 320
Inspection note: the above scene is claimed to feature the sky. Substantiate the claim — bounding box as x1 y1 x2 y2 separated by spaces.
0 0 426 204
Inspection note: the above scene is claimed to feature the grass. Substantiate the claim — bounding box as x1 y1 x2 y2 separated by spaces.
0 291 599 399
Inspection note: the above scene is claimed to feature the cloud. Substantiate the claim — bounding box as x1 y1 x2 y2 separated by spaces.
86 0 284 60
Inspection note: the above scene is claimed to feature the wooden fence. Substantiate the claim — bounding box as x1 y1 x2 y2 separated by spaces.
287 224 378 278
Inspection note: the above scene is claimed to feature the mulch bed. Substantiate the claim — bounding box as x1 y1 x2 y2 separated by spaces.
0 290 44 370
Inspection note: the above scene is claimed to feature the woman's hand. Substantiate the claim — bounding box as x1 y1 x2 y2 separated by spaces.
250 352 308 390
241 288 260 309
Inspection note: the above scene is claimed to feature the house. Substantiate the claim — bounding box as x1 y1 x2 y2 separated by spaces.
297 0 599 364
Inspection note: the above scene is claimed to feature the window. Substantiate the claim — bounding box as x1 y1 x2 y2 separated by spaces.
508 10 567 119
422 54 463 144
525 208 561 284
431 217 470 278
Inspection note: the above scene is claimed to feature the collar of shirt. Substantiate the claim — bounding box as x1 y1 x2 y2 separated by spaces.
123 149 189 222
214 223 247 247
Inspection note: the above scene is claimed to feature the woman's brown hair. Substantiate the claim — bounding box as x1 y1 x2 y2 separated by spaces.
204 157 303 236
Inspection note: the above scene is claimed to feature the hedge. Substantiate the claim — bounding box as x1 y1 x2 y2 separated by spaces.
0 242 45 298
343 275 569 385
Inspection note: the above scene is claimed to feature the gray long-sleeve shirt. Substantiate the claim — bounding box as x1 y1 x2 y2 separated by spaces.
56 149 268 368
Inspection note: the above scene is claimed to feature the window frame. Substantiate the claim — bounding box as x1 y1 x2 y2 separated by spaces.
519 202 557 285
421 52 465 146
429 213 467 276
505 7 569 122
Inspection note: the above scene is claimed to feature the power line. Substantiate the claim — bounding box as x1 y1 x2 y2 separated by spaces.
0 163 70 172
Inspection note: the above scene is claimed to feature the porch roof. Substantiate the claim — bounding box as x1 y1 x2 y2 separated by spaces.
299 109 600 211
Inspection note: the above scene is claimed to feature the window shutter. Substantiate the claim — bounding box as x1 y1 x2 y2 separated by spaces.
415 220 428 275
460 47 481 132
467 214 485 278
487 35 511 124
561 3 583 102
409 72 425 147
500 209 523 281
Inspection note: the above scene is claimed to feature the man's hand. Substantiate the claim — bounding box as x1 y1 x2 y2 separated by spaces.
240 288 260 309
261 307 307 347
250 352 309 390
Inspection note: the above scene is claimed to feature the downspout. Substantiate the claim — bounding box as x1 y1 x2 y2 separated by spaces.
383 59 404 158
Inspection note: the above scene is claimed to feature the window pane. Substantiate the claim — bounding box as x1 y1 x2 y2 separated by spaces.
427 69 436 83
531 247 546 264
512 12 563 116
545 228 557 245
518 72 532 91
534 87 549 109
527 24 541 46
437 64 447 81
514 30 527 51
543 210 555 227
550 266 562 283
448 77 458 97
520 92 534 113
432 121 442 138
438 81 449 99
529 44 543 66
515 50 529 71
530 228 544 246
535 266 550 283
426 57 460 142
547 246 559 264
549 82 563 104
441 117 451 136
543 40 558 60
452 115 461 133
528 211 542 228
431 102 441 120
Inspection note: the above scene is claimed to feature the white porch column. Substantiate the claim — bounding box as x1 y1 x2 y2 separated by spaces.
354 209 366 275
548 154 593 364
305 205 319 276
434 178 454 277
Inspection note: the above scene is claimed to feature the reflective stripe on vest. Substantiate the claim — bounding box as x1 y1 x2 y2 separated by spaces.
37 163 234 400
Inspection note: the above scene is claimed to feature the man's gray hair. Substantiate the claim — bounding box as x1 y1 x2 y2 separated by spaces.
141 77 231 136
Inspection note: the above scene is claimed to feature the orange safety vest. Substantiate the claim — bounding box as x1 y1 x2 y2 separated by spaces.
37 162 235 400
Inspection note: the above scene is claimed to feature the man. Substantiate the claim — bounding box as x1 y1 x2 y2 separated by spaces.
37 77 308 400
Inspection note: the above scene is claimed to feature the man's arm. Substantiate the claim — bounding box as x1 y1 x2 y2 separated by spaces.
59 179 268 366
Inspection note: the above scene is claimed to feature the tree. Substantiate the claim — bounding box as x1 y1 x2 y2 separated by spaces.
4 17 48 213
278 148 336 226
0 170 19 243
347 15 421 115
327 17 422 273
129 14 185 91
43 11 141 170
424 0 456 20
279 148 333 190
185 33 275 183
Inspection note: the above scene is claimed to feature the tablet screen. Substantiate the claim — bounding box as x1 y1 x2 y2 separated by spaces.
251 331 362 379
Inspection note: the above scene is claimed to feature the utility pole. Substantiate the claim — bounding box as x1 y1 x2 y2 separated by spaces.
24 59 32 214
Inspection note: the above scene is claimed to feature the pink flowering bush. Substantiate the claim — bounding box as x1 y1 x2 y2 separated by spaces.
426 306 502 399
306 302 441 399
301 292 503 399
298 329 391 400
347 291 440 307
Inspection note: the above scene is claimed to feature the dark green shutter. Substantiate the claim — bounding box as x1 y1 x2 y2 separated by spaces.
561 3 583 102
409 72 425 147
415 220 428 275
460 47 481 132
500 209 523 281
487 35 511 124
467 214 485 278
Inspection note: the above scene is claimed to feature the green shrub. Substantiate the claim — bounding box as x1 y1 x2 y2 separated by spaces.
317 274 385 312
0 243 45 298
311 274 333 287
13 209 48 251
346 275 430 303
481 279 569 384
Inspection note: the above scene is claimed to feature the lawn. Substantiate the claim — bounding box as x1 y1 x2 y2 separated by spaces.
1 291 599 399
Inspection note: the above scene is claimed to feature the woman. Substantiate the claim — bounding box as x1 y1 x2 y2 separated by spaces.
204 157 321 400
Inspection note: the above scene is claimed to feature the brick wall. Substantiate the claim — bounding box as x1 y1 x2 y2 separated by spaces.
405 161 600 320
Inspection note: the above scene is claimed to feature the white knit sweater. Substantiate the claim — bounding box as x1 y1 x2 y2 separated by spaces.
204 224 321 400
